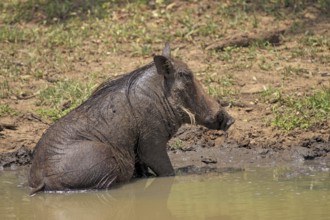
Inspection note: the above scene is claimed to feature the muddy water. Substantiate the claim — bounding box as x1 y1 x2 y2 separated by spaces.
0 167 329 220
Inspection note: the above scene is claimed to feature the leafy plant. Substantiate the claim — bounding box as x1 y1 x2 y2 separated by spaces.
169 139 184 150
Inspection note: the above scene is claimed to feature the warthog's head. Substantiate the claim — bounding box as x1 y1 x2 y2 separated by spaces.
154 43 235 131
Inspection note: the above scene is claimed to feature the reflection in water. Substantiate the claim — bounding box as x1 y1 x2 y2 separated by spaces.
1 172 176 220
0 167 330 220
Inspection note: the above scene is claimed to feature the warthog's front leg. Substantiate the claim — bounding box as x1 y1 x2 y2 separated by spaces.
138 137 174 177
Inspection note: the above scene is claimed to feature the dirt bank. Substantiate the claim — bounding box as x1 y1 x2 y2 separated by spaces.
169 125 330 172
1 122 329 173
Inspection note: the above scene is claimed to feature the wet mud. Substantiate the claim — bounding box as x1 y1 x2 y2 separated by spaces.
169 126 330 169
1 125 329 177
0 147 32 170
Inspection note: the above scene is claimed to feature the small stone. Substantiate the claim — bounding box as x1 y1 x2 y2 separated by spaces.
245 107 253 112
241 84 266 94
201 158 217 164
320 130 326 134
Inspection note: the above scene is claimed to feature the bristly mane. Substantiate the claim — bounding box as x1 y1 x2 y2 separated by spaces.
90 62 154 100
72 62 155 116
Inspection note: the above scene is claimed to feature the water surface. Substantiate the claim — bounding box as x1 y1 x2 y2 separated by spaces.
0 167 329 220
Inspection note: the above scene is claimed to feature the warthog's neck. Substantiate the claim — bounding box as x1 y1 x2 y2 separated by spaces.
129 66 183 139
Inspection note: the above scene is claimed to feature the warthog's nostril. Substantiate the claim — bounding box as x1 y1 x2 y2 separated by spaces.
227 117 235 126
219 114 235 131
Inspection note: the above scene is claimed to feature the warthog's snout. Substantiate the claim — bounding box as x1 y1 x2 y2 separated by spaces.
218 110 235 131
204 109 235 131
220 113 235 131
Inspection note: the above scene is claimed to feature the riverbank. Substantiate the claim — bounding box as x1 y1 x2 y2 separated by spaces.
1 123 329 174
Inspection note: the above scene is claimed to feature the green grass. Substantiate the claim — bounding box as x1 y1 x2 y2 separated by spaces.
204 73 237 98
258 57 273 71
261 87 282 102
319 0 330 13
1 0 327 57
0 80 11 98
281 65 309 79
264 88 330 130
0 104 17 116
300 35 329 47
168 139 184 151
215 0 327 19
0 0 114 24
215 46 241 62
36 79 97 121
0 25 35 43
0 1 160 53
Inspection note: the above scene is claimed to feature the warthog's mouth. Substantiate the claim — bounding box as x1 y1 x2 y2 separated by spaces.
181 106 234 131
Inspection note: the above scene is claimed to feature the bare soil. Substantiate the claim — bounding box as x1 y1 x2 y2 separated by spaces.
0 2 329 174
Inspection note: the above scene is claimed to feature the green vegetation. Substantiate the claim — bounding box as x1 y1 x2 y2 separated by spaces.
169 139 184 151
0 81 11 99
0 0 112 23
0 104 16 117
281 65 309 79
36 79 97 121
258 57 273 71
0 26 34 43
205 74 237 98
263 88 330 130
319 0 330 13
300 35 329 47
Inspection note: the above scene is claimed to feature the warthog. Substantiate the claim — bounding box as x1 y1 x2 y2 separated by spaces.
29 43 234 193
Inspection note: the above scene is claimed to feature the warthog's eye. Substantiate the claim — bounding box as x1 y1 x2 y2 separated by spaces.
178 71 192 78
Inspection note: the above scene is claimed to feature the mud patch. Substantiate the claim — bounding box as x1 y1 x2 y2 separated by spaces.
1 123 330 173
0 147 32 170
168 125 330 172
175 165 244 175
1 124 329 173
299 136 330 160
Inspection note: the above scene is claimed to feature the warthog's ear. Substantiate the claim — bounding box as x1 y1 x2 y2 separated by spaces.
154 55 174 79
162 42 171 58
